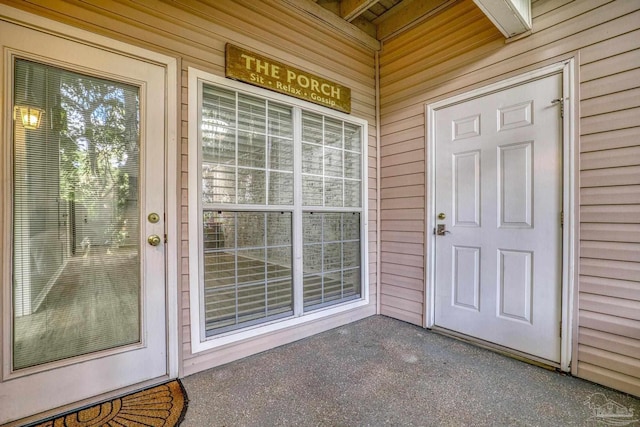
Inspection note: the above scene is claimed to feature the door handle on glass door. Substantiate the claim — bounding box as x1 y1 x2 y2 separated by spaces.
148 234 162 246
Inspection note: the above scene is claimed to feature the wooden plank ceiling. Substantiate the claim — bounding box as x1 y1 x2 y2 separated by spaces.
283 0 531 50
316 0 457 41
282 0 458 49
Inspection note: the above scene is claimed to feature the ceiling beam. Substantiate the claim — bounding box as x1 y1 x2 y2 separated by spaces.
375 0 457 41
351 15 377 38
340 0 380 22
281 0 381 50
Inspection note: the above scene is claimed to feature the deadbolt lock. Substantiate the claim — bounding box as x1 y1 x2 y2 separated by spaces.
148 212 160 223
437 212 446 220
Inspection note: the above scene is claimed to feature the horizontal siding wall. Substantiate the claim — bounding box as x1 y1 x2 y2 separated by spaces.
379 0 640 396
577 3 640 396
3 0 377 376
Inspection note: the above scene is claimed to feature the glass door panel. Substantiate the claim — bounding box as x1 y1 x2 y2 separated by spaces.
1 20 168 424
12 59 141 369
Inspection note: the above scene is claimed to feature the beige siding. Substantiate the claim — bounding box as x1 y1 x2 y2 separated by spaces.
4 0 377 376
579 0 640 394
379 0 640 396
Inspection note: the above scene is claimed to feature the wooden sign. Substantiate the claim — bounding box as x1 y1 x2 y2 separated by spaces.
225 44 351 113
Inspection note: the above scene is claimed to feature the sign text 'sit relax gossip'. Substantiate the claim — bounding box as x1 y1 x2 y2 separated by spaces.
225 44 351 113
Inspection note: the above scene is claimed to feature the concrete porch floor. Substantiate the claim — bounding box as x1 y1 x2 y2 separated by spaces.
181 315 640 426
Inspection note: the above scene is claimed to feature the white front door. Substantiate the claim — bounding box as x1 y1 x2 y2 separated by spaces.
1 20 167 424
433 72 563 363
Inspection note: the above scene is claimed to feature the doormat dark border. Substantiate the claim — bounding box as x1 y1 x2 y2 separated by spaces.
28 379 188 427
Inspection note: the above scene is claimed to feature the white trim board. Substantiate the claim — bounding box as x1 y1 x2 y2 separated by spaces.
424 60 577 372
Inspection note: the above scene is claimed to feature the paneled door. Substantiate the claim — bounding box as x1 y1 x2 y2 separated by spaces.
1 20 167 424
433 72 563 363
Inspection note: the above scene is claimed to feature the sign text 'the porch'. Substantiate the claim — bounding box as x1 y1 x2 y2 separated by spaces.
225 44 351 113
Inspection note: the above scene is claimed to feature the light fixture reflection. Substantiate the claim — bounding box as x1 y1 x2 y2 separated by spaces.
14 105 44 130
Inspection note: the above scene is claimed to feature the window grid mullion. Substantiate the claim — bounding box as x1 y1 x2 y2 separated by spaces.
292 107 304 316
203 204 293 212
321 117 326 304
322 116 326 208
341 214 345 299
321 213 325 304
265 101 270 205
198 80 208 341
234 212 239 325
340 125 345 299
341 121 345 209
234 93 239 205
263 213 268 317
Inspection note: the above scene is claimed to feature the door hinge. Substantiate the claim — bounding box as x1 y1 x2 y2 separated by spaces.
551 98 564 118
559 321 562 338
560 211 564 228
164 234 168 243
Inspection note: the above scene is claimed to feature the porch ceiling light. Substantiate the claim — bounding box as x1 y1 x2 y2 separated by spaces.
14 105 44 130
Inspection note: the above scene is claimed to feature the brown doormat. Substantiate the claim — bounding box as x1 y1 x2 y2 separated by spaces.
32 380 188 427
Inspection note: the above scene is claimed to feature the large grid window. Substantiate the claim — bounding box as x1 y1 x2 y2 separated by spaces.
203 211 292 335
201 86 294 206
301 112 361 208
302 212 360 310
195 78 365 338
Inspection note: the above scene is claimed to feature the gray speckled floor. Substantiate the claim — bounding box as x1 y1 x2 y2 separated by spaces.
180 315 640 427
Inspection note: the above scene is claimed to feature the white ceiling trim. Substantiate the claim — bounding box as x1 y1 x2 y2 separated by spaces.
473 0 532 38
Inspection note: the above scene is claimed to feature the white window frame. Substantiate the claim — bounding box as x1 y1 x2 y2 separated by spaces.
188 67 369 353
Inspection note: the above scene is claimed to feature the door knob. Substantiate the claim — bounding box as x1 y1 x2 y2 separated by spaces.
148 234 162 246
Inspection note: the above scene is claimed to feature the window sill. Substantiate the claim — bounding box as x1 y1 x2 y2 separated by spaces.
189 297 370 354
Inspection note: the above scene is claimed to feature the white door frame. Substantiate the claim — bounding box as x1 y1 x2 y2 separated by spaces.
0 2 179 384
425 60 577 372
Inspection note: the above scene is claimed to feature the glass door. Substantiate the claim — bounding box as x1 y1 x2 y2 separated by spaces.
12 59 142 369
1 20 167 424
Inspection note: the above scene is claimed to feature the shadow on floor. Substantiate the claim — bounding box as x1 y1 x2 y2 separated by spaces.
181 315 640 426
